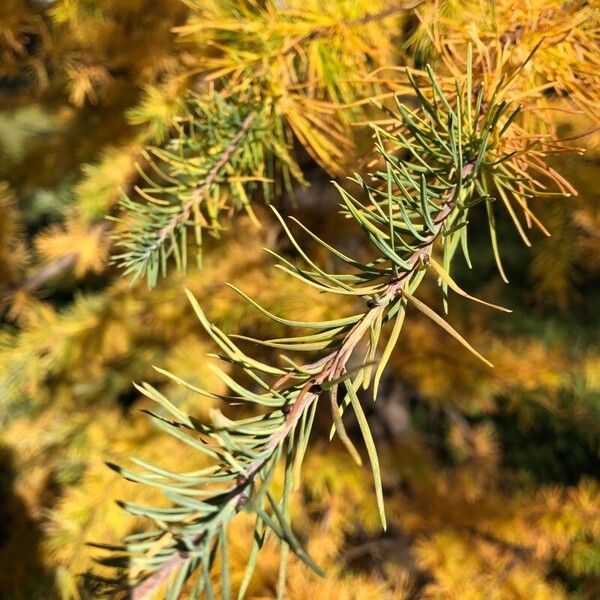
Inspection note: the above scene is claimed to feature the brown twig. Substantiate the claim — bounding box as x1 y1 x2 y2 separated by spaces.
131 458 266 600
558 125 600 143
282 1 424 54
349 0 426 28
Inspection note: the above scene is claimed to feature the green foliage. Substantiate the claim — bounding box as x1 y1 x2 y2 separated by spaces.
104 62 567 598
114 92 300 287
110 0 424 287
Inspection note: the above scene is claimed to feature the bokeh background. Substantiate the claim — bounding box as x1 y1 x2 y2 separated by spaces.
0 1 599 599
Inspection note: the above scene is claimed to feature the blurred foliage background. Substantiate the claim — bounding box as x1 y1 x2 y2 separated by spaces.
0 0 599 598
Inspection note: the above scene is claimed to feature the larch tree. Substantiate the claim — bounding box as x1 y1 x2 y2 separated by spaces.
0 1 599 600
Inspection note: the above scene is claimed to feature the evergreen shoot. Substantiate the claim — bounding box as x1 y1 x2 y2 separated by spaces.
102 60 569 599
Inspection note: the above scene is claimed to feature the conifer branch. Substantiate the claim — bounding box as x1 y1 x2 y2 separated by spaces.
103 56 567 598
4 3 599 598
112 95 291 287
128 457 268 600
112 1 432 290
127 185 455 595
143 112 256 266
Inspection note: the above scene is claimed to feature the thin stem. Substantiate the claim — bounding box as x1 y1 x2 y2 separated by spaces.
282 1 424 55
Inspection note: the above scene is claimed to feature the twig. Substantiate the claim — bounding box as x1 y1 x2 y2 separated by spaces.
131 554 188 600
282 1 424 54
349 1 426 28
131 458 266 600
152 112 257 252
558 125 600 143
22 253 78 293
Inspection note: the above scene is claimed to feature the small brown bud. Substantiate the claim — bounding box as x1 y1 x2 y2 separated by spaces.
236 493 249 510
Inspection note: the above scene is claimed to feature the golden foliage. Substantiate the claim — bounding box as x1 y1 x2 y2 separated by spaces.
35 219 109 277
0 0 46 82
0 182 27 290
400 474 600 599
49 0 187 106
176 0 413 173
74 144 142 221
417 0 600 124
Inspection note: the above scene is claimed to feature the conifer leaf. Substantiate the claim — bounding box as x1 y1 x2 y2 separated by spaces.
329 384 363 466
428 257 511 312
373 301 407 400
403 290 494 368
345 380 387 531
236 518 265 600
486 200 510 283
